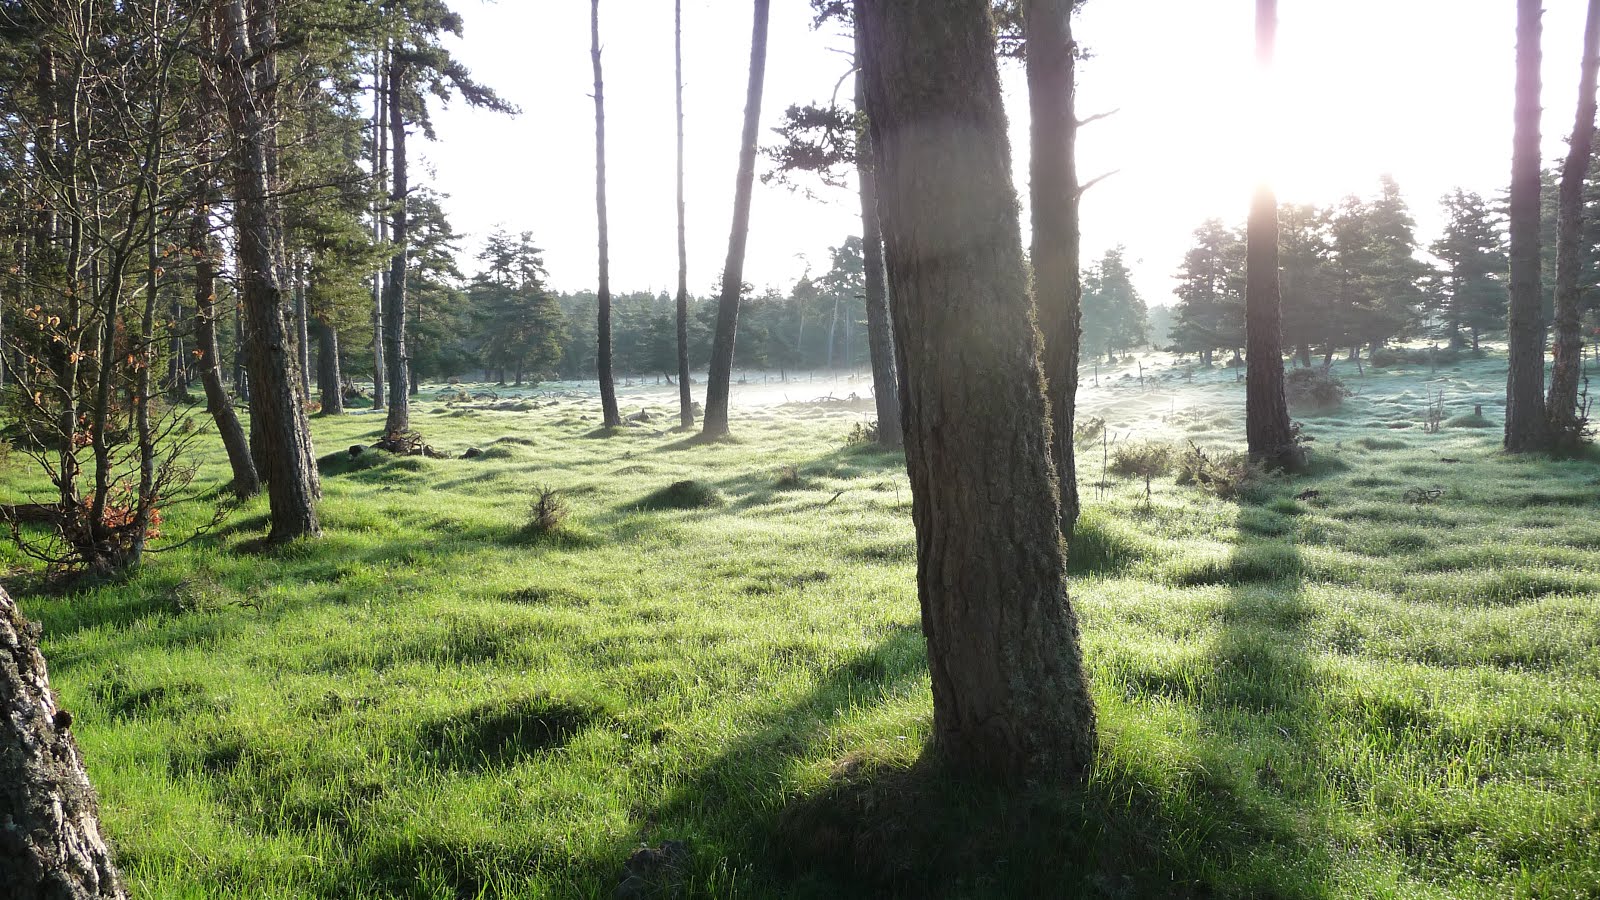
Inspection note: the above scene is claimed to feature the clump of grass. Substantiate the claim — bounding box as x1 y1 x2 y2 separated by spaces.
637 479 723 510
524 485 570 536
775 464 806 489
1284 366 1349 411
1073 415 1107 445
1445 411 1494 428
1175 443 1262 500
1110 441 1174 479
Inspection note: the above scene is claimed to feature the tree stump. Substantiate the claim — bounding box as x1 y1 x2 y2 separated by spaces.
0 585 126 899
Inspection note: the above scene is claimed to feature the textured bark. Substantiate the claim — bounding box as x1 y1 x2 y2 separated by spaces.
315 319 344 415
1244 0 1300 470
675 0 693 429
0 585 127 900
189 206 258 499
592 0 622 428
858 0 1097 782
1025 0 1082 531
220 0 321 541
294 255 310 400
701 0 771 438
370 47 387 412
855 26 901 449
1506 0 1550 452
1548 0 1600 450
382 51 410 435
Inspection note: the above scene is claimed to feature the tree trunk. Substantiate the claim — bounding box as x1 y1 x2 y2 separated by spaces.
370 47 387 412
855 45 901 449
1025 0 1082 533
220 0 320 542
858 0 1096 783
315 318 344 415
0 586 127 900
592 0 622 428
1547 0 1600 450
675 0 694 429
700 0 771 439
1506 0 1549 452
294 254 310 401
382 52 410 435
1244 0 1300 470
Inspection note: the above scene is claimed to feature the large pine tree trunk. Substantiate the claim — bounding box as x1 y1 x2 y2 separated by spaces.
701 0 771 439
1506 0 1550 452
592 0 622 428
1025 0 1083 532
0 585 127 900
1548 0 1600 450
191 204 260 499
1244 0 1300 469
382 52 410 435
675 0 694 430
315 319 344 415
220 0 320 542
854 26 901 449
858 0 1096 782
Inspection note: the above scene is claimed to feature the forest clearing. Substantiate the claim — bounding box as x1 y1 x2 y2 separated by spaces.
3 352 1597 898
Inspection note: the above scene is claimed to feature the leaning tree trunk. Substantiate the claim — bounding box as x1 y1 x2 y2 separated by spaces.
220 0 320 542
1548 0 1600 451
858 0 1097 783
1025 0 1083 531
382 51 410 435
592 0 622 428
315 318 344 415
701 0 771 439
0 585 127 900
1244 0 1300 470
675 0 693 429
854 26 901 449
1506 0 1550 452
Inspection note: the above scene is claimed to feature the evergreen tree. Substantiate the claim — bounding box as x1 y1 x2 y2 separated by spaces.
1081 247 1147 359
468 230 565 385
1168 220 1245 365
1431 189 1506 349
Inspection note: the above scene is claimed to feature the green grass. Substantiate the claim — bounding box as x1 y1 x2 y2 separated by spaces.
2 353 1599 898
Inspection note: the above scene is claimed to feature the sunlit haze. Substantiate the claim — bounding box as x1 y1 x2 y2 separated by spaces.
424 1 1589 305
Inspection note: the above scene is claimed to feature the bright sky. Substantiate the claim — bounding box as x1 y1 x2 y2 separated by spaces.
423 1 1591 307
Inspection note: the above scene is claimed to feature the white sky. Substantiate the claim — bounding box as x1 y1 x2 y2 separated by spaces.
422 1 1591 307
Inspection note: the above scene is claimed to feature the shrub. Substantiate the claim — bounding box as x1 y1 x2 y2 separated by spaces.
1176 443 1264 500
1073 415 1106 446
1284 366 1349 411
525 485 570 535
638 480 723 511
845 421 879 446
1109 441 1173 479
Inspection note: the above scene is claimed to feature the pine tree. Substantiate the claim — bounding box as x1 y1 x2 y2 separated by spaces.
1431 190 1507 350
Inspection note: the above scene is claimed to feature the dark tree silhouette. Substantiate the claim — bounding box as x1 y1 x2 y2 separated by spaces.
1244 0 1300 470
1548 0 1600 450
702 0 771 439
1506 0 1549 452
593 0 622 428
675 0 694 429
858 0 1097 782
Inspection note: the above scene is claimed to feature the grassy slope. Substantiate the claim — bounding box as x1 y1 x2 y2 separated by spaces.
1 353 1597 898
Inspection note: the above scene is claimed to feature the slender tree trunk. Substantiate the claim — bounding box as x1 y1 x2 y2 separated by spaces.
371 47 387 412
316 319 344 415
1025 0 1082 533
190 205 259 499
855 47 901 449
701 0 771 438
220 0 320 542
676 0 694 429
294 253 310 401
1244 0 1300 470
592 0 622 428
858 0 1096 782
1548 0 1600 450
1506 0 1549 452
382 52 410 434
0 585 127 900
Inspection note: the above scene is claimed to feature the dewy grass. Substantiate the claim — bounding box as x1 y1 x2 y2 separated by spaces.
1 351 1598 898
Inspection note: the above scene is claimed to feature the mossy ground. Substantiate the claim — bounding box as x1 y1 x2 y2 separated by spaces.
2 352 1598 898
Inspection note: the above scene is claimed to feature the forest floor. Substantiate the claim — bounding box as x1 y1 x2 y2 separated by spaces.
3 351 1599 898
